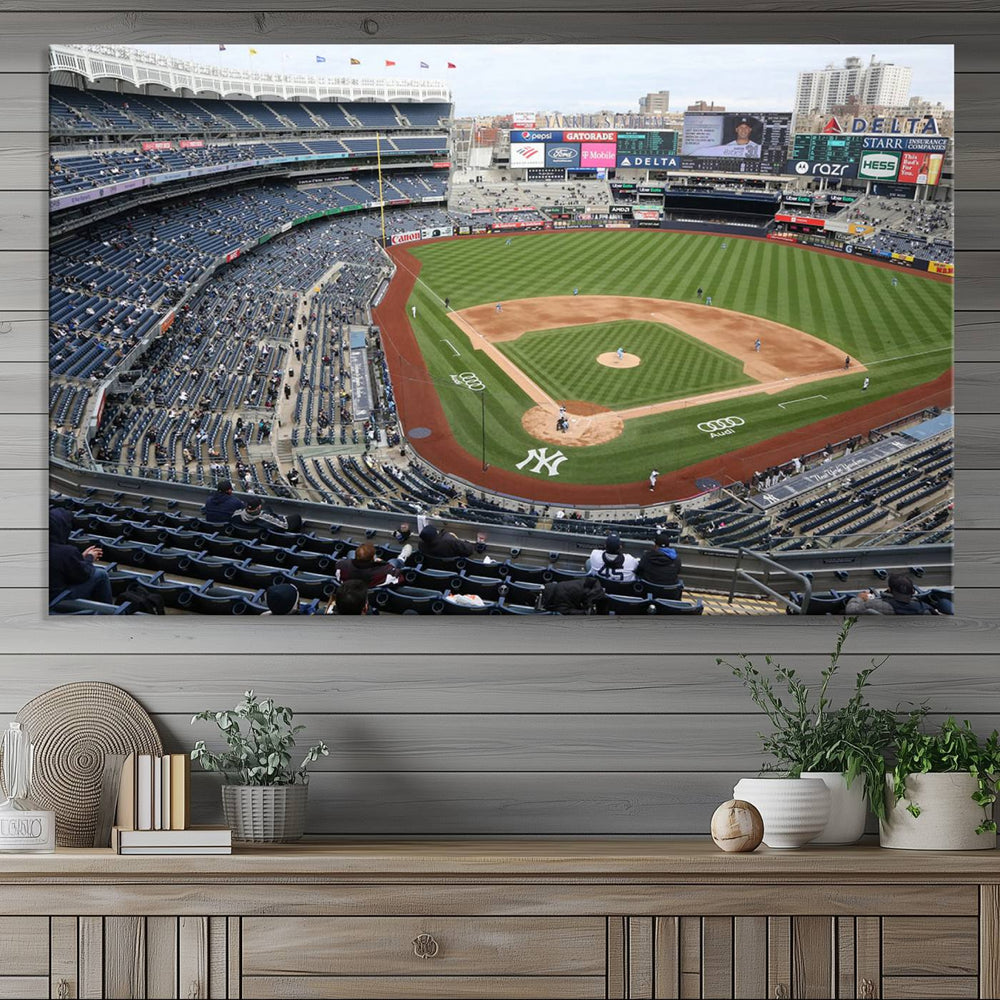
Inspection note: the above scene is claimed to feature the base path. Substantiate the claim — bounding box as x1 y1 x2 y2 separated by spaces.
374 243 950 506
450 296 865 448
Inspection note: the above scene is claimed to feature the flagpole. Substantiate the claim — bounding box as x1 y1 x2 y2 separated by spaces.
376 132 387 247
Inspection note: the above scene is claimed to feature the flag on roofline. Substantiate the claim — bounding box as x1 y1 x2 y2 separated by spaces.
420 61 429 68
218 44 226 51
249 48 258 55
316 55 326 63
447 62 456 69
350 58 361 65
385 59 396 67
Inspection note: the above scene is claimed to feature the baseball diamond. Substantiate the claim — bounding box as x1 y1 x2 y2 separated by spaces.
374 229 952 505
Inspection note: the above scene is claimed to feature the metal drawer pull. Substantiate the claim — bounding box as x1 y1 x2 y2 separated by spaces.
412 933 440 959
860 979 877 999
57 979 70 999
773 986 788 999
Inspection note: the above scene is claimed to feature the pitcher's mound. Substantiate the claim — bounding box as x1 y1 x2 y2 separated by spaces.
598 352 641 368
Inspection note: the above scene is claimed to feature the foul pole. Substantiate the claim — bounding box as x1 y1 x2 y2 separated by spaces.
376 133 387 247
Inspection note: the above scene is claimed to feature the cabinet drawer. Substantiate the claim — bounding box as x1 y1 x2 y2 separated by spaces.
0 918 48 976
243 974 606 999
883 976 978 998
242 916 606 976
882 917 978 976
0 978 47 999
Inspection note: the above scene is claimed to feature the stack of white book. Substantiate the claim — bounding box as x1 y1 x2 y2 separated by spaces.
112 825 232 855
112 752 232 854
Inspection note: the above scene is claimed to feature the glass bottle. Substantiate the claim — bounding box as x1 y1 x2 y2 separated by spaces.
0 722 56 852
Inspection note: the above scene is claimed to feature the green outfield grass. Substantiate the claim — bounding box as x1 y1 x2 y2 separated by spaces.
403 230 952 486
496 320 754 408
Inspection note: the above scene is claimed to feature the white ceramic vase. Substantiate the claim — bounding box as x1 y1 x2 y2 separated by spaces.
732 776 831 849
879 772 997 851
801 771 867 845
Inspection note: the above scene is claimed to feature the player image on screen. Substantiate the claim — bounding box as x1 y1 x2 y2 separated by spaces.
690 116 762 159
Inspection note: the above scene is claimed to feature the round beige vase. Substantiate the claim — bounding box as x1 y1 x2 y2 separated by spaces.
879 772 997 851
801 771 867 845
732 776 831 849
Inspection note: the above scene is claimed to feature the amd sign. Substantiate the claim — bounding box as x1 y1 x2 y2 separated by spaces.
786 160 857 178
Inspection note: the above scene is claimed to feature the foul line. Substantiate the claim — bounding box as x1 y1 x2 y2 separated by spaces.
778 394 827 409
864 346 952 367
441 339 461 357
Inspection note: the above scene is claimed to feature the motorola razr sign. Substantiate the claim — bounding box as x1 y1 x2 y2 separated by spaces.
857 151 901 181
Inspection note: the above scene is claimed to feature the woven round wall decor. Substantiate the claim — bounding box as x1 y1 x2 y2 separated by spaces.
14 681 162 847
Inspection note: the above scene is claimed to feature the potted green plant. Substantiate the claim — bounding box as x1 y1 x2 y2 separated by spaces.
191 690 329 843
880 717 1000 850
719 618 921 845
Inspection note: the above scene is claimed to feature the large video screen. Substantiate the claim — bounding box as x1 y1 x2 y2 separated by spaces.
789 134 949 183
681 111 792 174
509 129 679 172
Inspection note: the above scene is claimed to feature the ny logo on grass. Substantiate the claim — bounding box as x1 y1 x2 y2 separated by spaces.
516 448 567 477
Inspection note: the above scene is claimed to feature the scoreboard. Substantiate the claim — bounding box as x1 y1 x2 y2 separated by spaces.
615 131 677 158
792 134 864 165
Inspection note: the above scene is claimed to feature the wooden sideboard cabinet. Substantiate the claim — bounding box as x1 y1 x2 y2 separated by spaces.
0 841 997 999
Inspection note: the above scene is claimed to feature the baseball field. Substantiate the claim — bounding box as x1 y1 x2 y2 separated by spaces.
375 229 952 504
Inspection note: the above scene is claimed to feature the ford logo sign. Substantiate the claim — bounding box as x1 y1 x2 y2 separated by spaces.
549 148 578 162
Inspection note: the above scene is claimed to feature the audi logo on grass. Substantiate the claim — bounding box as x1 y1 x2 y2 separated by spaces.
697 416 745 439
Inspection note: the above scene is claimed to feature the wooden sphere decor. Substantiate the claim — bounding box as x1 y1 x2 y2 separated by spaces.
711 799 765 853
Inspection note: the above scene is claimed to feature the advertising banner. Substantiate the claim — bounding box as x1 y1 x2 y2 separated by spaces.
564 130 615 142
774 213 826 228
420 226 453 240
545 143 581 168
580 143 617 168
897 151 944 186
857 151 901 181
225 250 241 263
510 130 563 143
510 142 545 167
785 160 858 178
457 226 472 235
492 220 546 231
767 232 800 243
616 153 681 169
179 139 204 149
862 135 949 153
390 230 422 245
608 205 633 216
632 208 662 222
928 261 954 275
141 140 173 151
510 114 536 129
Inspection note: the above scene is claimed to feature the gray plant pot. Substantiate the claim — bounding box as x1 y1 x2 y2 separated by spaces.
221 783 307 843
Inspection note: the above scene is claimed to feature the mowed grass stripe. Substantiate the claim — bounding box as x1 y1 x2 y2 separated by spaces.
496 320 753 409
404 232 953 485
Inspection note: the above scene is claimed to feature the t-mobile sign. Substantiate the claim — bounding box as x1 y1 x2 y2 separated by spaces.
580 143 617 168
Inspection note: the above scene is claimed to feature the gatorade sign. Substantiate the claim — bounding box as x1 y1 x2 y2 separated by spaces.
858 151 901 181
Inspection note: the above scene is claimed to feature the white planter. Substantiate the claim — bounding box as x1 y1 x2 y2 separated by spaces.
879 772 997 851
801 771 867 845
732 776 831 849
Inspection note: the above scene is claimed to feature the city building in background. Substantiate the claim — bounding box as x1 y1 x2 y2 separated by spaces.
796 55 912 117
639 90 670 115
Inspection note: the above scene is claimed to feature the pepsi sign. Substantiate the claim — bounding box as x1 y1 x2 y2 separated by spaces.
510 130 562 143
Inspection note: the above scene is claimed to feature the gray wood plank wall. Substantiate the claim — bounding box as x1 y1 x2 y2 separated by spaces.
2 6 996 835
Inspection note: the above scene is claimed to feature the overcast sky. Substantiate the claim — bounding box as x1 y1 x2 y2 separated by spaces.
143 45 953 117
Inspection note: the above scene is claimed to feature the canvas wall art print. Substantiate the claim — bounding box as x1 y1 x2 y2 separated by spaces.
48 43 955 616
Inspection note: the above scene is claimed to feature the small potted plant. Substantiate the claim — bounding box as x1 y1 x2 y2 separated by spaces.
720 618 920 845
191 690 329 843
880 717 1000 851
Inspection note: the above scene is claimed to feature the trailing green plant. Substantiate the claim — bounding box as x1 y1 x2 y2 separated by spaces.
717 617 925 821
889 716 1000 835
191 690 329 786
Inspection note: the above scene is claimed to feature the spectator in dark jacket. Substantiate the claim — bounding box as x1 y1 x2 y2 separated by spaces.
636 532 682 587
202 480 244 523
335 543 403 588
883 573 932 615
417 524 484 560
231 498 302 533
49 507 113 604
540 576 606 615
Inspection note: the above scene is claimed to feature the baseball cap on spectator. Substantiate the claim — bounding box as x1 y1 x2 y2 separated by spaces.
419 525 439 544
245 498 263 512
605 533 622 553
655 531 673 547
217 480 233 492
265 583 299 615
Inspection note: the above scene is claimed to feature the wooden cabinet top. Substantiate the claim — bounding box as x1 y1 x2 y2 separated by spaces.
1 840 998 881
